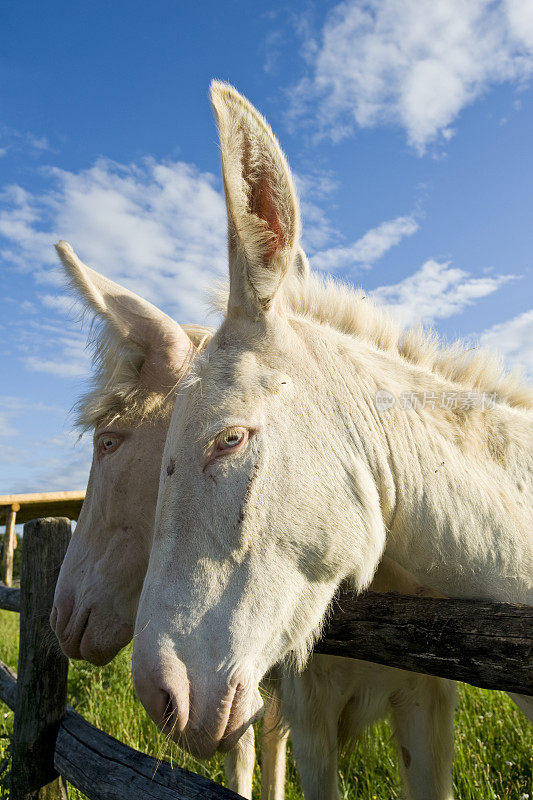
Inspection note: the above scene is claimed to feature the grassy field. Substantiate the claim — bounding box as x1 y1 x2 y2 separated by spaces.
0 607 531 799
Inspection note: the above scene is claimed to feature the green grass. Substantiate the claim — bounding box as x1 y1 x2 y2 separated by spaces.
1 608 531 799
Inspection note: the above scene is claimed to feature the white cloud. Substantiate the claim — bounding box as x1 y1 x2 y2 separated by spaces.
0 396 61 414
311 214 419 271
291 0 533 153
24 432 92 493
371 259 515 325
24 356 88 378
10 316 91 379
0 396 90 494
0 157 228 323
6 158 358 385
0 396 64 466
0 414 16 438
39 293 82 314
0 154 514 389
0 396 63 436
479 309 533 377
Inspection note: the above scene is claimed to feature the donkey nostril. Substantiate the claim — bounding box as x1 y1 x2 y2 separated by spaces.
132 655 190 744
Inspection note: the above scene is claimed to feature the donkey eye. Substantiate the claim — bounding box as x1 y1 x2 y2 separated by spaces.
97 433 121 456
203 427 251 471
214 427 248 454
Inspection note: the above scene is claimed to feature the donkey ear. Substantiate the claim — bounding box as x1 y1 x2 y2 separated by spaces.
210 81 301 316
55 241 194 388
293 247 310 282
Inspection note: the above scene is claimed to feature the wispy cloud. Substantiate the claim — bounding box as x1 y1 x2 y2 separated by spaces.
311 214 419 272
23 431 92 493
0 414 16 439
3 155 417 381
10 316 91 380
290 0 533 153
479 308 533 377
39 293 83 315
0 157 228 322
0 396 61 415
1 431 92 494
0 154 516 385
371 259 516 325
0 126 51 157
0 396 63 456
24 355 88 379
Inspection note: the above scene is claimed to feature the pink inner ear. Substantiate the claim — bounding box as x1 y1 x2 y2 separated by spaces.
252 174 284 263
239 127 284 264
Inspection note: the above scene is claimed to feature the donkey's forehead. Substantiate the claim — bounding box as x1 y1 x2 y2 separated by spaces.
203 345 291 397
191 321 290 386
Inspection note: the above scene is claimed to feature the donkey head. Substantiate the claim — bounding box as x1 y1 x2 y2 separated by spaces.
132 84 386 757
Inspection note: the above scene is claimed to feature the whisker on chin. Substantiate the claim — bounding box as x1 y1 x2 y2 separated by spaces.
151 694 177 777
132 617 151 637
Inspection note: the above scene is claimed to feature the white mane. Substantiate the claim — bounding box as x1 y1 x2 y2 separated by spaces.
282 273 533 411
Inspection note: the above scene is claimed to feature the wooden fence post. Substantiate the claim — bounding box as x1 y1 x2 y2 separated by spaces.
11 518 71 800
1 503 19 587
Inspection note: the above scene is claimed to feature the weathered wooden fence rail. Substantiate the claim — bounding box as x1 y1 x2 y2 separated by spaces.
0 517 531 800
316 590 533 695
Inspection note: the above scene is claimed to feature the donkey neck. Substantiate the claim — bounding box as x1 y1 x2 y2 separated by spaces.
304 319 531 603
361 347 532 602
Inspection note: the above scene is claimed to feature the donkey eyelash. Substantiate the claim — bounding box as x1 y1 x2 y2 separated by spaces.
202 426 256 469
205 426 247 454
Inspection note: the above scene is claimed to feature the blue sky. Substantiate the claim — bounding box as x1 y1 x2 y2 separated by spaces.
1 0 532 496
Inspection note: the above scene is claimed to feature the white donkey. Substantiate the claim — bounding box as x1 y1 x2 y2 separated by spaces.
51 244 456 800
132 82 532 792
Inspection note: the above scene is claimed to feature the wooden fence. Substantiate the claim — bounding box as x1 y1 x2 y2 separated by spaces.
0 518 531 799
